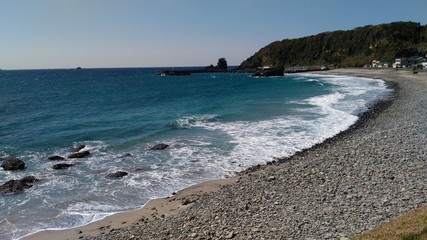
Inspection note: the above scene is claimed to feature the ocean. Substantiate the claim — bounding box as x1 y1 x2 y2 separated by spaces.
0 68 391 239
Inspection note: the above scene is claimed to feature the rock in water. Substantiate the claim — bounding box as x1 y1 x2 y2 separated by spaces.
149 143 169 150
48 155 65 161
106 171 128 179
1 158 25 171
0 176 39 195
52 163 74 170
68 151 90 159
71 145 86 152
21 176 38 183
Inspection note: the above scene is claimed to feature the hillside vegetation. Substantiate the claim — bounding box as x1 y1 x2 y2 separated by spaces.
239 22 427 69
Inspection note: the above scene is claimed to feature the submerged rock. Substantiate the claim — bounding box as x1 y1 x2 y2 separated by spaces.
52 163 74 170
149 143 169 150
48 155 66 161
121 153 133 158
71 145 86 152
106 171 128 179
1 158 25 171
68 151 90 159
0 176 39 195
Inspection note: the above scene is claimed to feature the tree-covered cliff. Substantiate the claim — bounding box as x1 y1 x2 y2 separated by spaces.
239 22 427 69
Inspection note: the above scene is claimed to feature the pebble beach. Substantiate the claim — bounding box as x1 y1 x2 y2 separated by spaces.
26 68 427 240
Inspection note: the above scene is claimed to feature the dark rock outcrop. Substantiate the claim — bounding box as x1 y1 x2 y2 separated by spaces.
52 163 74 170
0 176 38 195
121 153 133 158
68 151 90 159
1 158 25 171
158 70 191 76
106 171 128 179
71 145 86 152
48 155 66 161
252 67 284 77
149 143 169 150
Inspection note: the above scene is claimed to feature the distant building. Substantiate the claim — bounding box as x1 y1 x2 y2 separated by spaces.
393 58 409 68
380 61 389 68
394 56 427 68
372 60 380 68
416 56 426 64
372 60 389 68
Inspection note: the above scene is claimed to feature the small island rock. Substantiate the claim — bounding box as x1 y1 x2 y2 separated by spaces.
1 158 25 171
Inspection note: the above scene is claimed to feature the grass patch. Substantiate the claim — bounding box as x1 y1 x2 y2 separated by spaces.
352 205 427 240
401 227 427 240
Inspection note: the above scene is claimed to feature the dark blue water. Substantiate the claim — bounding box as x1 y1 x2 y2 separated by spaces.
0 68 391 239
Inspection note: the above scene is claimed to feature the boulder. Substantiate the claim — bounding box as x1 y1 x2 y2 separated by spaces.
52 163 74 170
149 143 169 150
1 158 25 171
121 153 133 158
106 171 128 179
0 176 38 195
21 176 38 183
68 151 90 159
71 145 86 152
48 155 65 161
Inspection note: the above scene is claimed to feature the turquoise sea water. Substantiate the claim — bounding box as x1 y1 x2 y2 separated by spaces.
0 68 391 239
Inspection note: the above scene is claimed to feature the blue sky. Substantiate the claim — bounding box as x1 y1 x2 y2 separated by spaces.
1 0 426 70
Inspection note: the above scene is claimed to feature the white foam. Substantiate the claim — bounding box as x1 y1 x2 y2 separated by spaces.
169 74 390 174
173 114 218 129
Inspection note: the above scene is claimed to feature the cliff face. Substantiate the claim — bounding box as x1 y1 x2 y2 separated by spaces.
239 22 427 69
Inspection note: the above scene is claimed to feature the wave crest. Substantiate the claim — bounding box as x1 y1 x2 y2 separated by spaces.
172 114 218 129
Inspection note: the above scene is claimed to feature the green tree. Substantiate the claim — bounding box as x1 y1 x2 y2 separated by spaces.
238 21 427 69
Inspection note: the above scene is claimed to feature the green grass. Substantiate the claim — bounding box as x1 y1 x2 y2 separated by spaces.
400 226 427 240
352 206 427 240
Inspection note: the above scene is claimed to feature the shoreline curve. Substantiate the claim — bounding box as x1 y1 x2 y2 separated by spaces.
24 68 427 240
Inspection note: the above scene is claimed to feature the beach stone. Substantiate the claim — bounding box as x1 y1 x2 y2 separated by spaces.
149 143 169 150
52 163 74 170
68 151 90 159
48 155 65 161
0 176 38 195
267 176 276 181
225 231 236 239
106 171 128 179
1 158 25 171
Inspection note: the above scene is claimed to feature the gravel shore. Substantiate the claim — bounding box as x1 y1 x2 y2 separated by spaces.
27 69 427 240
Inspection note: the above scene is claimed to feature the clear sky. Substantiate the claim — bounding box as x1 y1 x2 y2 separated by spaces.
1 0 426 70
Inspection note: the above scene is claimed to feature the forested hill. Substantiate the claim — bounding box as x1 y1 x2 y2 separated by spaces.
239 22 427 69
